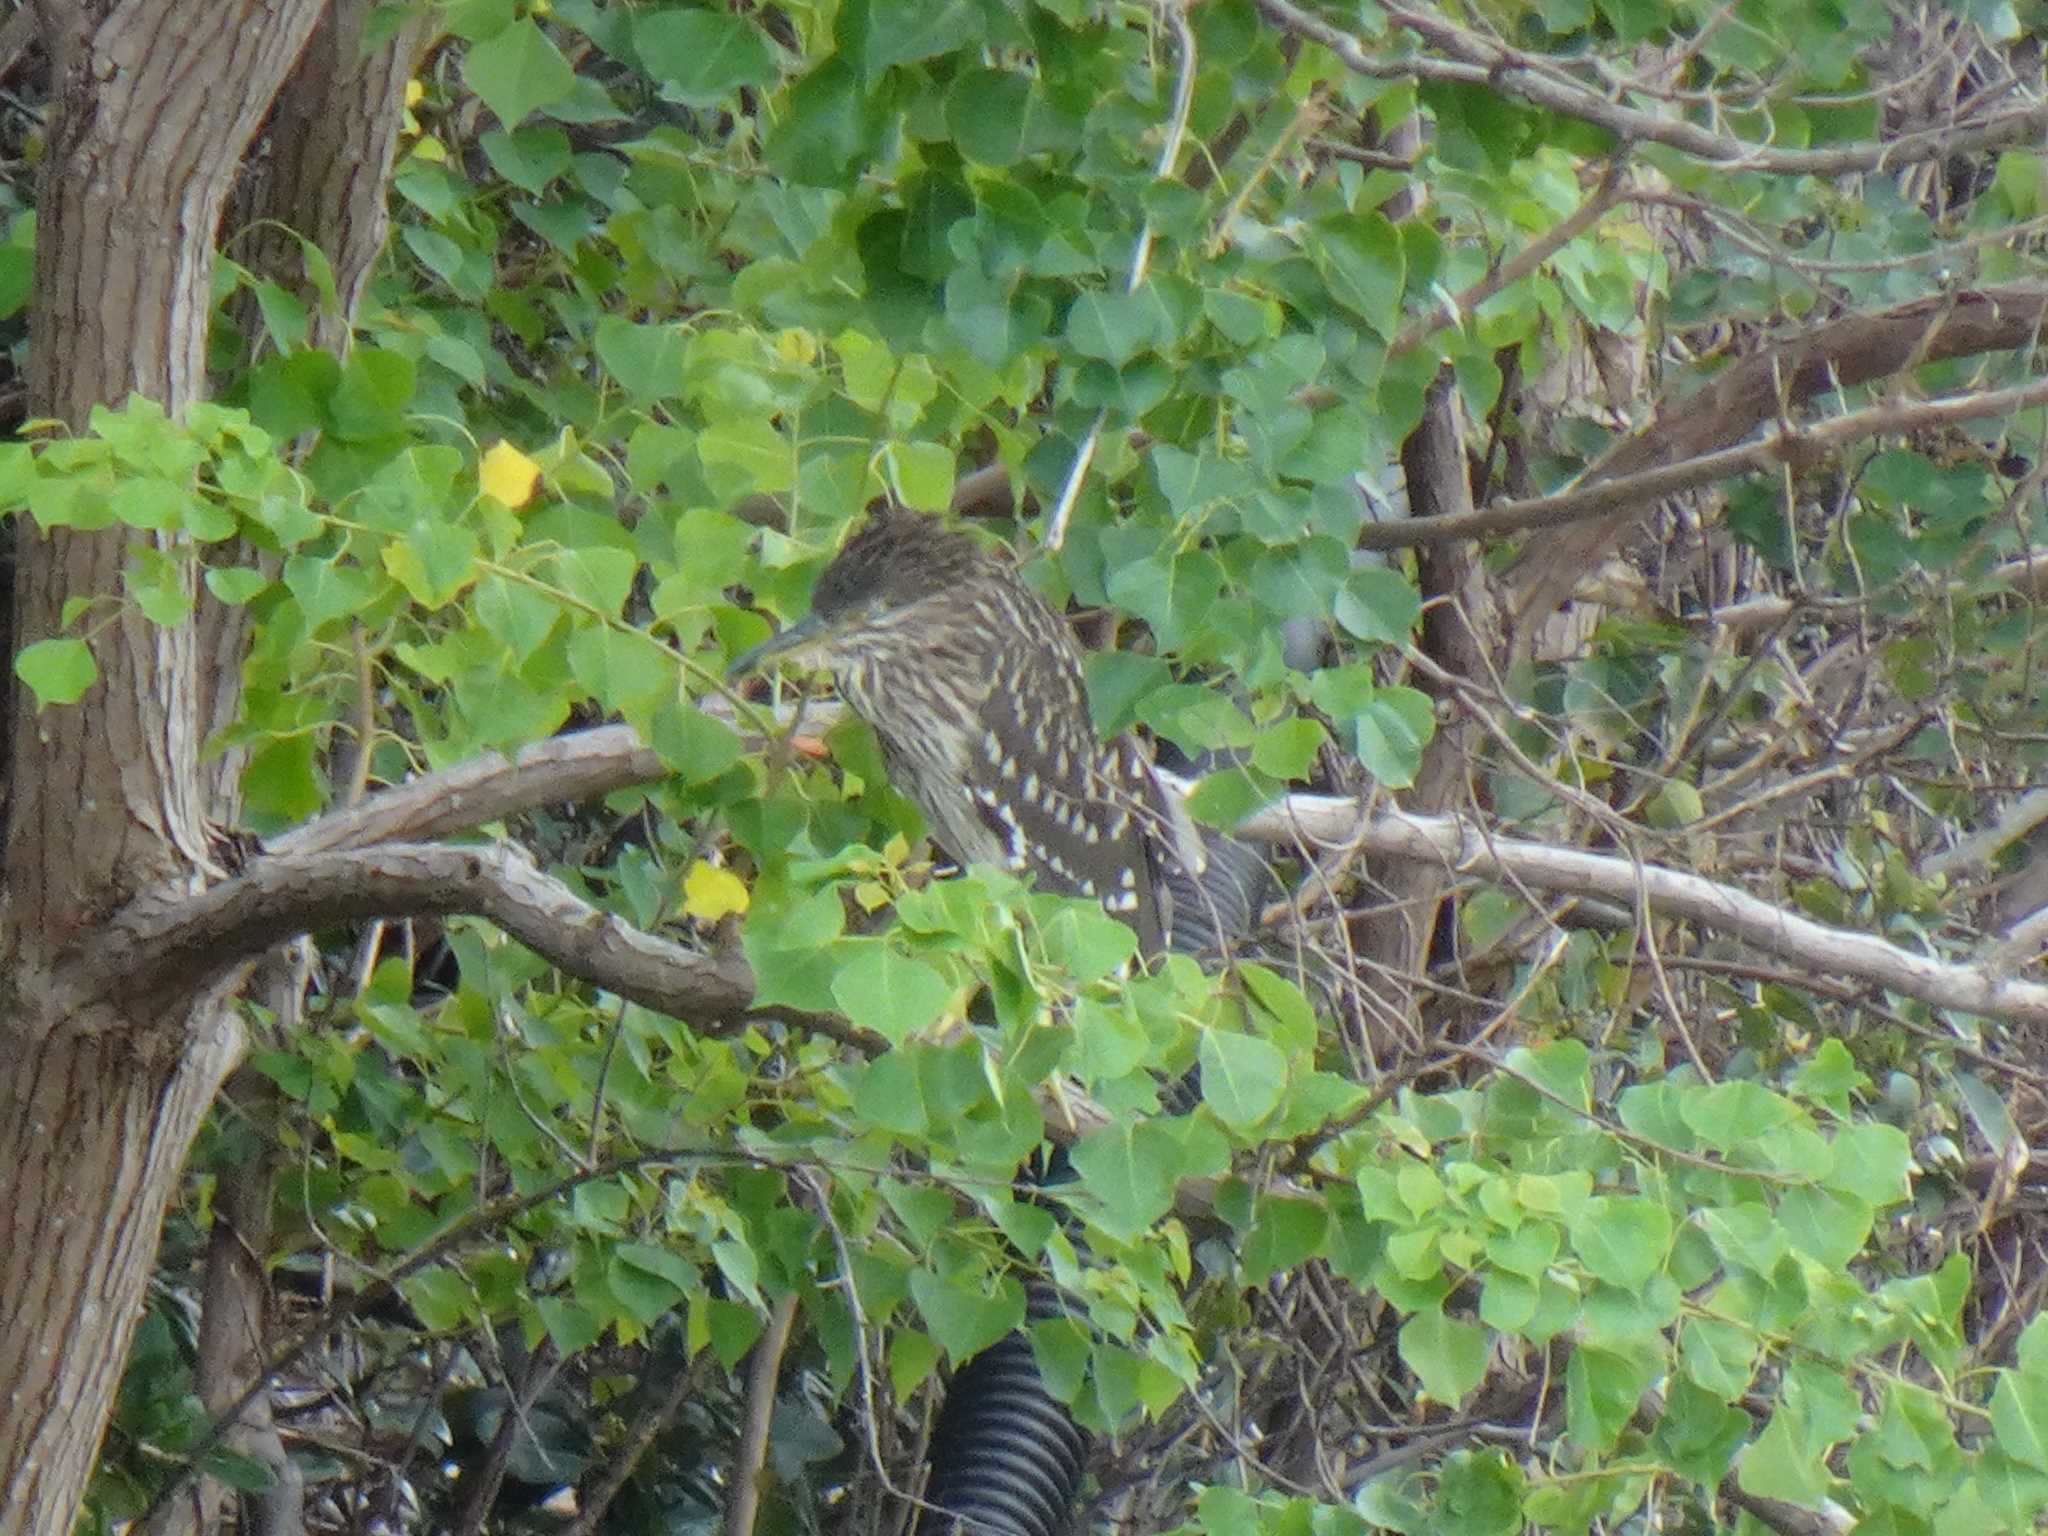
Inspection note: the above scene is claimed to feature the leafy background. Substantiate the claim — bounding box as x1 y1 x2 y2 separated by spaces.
11 0 2048 1532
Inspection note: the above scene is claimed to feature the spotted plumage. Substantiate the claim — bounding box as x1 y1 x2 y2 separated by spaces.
739 508 1217 956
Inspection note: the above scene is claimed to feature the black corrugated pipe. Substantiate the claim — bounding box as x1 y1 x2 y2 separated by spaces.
912 830 1272 1536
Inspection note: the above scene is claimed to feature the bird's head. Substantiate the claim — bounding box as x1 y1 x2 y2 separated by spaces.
728 510 1008 679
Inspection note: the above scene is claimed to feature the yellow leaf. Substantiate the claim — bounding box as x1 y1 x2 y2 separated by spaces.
776 328 819 365
479 439 541 508
405 79 425 107
684 861 749 922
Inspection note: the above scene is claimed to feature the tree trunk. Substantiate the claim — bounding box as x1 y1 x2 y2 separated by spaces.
0 3 327 1532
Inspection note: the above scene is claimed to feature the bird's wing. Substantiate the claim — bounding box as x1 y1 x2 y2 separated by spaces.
956 660 1168 956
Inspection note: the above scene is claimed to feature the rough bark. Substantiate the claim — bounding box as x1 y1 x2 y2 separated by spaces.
176 13 436 1530
230 0 432 352
1360 367 1481 1040
0 3 327 1533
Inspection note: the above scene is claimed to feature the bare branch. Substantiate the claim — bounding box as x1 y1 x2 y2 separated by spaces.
1925 787 2048 878
1357 369 2048 550
68 843 760 1024
1254 0 2048 177
273 725 664 855
148 734 2048 1031
1506 284 2048 641
726 1294 802 1536
1244 799 2048 1027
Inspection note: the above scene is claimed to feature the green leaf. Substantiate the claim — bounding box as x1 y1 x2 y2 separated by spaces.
463 18 576 129
477 125 572 195
108 478 195 532
829 947 954 1044
633 9 777 103
1739 1405 1832 1506
243 734 325 825
945 69 1034 166
1823 1121 1912 1206
1250 716 1326 779
1398 1308 1487 1404
1334 566 1422 645
1351 686 1435 787
1067 287 1168 366
595 316 686 403
651 704 744 784
128 557 196 626
1069 1120 1183 1242
1778 1185 1872 1270
705 1298 765 1368
0 238 31 323
1241 1197 1329 1285
1681 1079 1798 1150
283 554 388 632
889 1329 941 1401
1239 963 1319 1055
852 1053 930 1138
1651 1380 1752 1486
1699 1204 1787 1277
1311 214 1406 339
475 574 562 661
1434 1449 1523 1536
382 522 479 608
203 567 270 605
14 637 97 707
1571 1196 1671 1290
908 1269 1021 1362
326 348 415 441
567 626 672 720
0 441 34 506
1199 1029 1287 1130
867 0 980 72
887 440 955 512
550 546 637 616
1994 1318 2048 1470
1566 1343 1654 1453
698 417 794 496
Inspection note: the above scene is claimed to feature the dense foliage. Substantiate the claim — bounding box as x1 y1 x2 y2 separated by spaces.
16 0 2048 1532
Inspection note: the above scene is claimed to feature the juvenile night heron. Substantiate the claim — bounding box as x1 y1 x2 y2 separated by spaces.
733 509 1269 1536
732 508 1261 959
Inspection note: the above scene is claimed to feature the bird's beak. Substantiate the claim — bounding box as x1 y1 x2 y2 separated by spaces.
727 611 827 680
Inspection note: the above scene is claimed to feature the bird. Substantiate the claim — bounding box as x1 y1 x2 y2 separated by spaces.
730 507 1263 959
731 507 1270 1536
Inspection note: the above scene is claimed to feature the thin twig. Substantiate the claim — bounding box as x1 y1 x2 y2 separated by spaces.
1255 0 2048 177
725 1293 802 1536
1390 163 1625 358
1043 0 1199 552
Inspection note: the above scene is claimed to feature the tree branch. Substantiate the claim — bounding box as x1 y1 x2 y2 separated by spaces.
273 725 664 855
113 730 2048 1032
1504 284 2048 644
1254 0 2048 176
1356 368 2048 549
66 843 761 1025
725 1293 801 1536
1245 800 2048 1027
